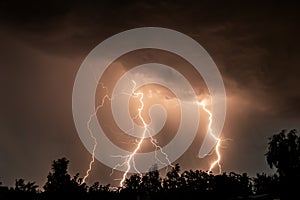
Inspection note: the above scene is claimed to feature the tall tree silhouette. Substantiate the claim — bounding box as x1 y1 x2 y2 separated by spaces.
266 129 300 176
43 157 86 194
266 129 300 199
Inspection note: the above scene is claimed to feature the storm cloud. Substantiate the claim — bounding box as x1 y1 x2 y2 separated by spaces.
0 0 299 186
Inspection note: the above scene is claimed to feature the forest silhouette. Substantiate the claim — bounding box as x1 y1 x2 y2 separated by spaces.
1 129 299 200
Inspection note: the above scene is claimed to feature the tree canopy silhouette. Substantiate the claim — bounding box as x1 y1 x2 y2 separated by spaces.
43 157 87 194
265 129 300 199
14 178 38 193
266 129 300 176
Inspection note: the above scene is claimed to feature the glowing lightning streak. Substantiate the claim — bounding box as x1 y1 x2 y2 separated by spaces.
82 83 111 183
198 100 222 174
117 80 173 187
119 80 148 187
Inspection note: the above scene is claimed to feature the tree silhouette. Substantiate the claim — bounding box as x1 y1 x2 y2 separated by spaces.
266 129 300 176
181 169 209 192
88 182 110 193
88 182 113 199
140 170 162 193
162 164 185 191
265 129 300 199
253 173 279 196
123 174 141 192
14 178 38 193
43 157 87 195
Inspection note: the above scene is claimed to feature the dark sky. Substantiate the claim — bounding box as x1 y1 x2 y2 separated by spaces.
0 0 299 187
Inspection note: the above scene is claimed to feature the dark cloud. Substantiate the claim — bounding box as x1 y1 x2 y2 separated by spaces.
0 0 299 186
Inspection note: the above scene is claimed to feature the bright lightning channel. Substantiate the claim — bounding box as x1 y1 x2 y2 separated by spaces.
116 80 173 187
197 99 222 174
118 84 146 186
82 83 111 183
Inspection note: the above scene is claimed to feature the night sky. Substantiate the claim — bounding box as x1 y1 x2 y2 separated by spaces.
0 0 299 187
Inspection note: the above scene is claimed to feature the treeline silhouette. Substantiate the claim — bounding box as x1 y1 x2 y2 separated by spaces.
1 129 299 200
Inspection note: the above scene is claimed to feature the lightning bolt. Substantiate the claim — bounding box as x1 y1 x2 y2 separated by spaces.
116 80 173 187
118 82 147 187
197 99 222 174
82 83 111 183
